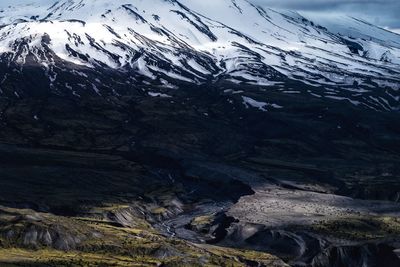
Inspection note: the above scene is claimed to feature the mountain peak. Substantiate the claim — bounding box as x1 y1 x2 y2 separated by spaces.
0 0 399 110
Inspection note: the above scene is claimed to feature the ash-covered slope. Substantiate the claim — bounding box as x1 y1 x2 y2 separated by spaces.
0 0 399 110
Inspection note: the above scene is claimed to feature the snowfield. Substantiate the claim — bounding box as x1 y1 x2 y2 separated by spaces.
0 0 399 110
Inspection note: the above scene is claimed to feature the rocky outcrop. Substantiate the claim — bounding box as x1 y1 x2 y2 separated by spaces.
312 244 400 267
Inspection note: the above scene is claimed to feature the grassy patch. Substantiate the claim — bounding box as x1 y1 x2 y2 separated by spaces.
310 216 400 241
0 206 286 267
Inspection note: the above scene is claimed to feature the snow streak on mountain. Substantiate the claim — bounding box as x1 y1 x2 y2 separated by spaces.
0 0 399 110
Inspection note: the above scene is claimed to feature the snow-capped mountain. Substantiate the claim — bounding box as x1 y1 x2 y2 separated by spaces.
0 0 399 110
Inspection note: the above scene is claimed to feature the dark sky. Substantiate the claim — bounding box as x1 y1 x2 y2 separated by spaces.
1 0 399 32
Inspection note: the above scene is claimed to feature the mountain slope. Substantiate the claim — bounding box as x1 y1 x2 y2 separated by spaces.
0 0 399 110
1 1 400 267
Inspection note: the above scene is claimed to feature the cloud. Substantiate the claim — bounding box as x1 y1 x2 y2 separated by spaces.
1 0 399 29
252 0 400 29
0 0 53 7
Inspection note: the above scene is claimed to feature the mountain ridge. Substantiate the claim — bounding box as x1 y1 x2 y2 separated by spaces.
0 0 399 110
0 1 400 266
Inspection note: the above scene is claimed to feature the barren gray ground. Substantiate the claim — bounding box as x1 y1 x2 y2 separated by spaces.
229 183 400 227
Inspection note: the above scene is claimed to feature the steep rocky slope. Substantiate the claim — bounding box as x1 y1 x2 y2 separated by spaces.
0 0 399 110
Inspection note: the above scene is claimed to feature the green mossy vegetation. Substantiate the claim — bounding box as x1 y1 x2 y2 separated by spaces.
0 206 286 267
310 216 400 241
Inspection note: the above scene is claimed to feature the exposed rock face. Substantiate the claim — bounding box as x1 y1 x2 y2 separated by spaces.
0 0 399 111
0 210 89 251
311 244 400 267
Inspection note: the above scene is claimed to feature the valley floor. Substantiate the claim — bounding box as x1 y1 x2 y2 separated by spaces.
0 87 399 266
